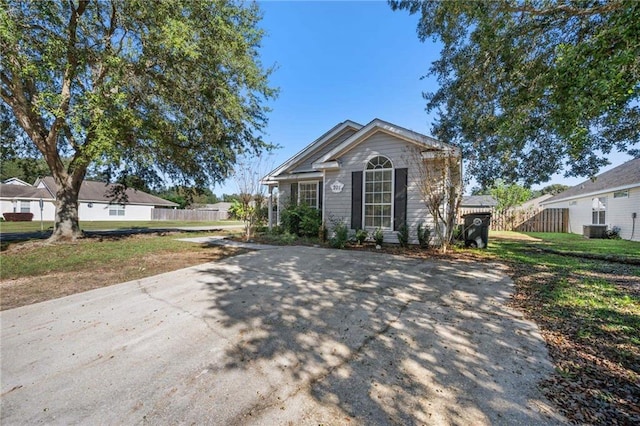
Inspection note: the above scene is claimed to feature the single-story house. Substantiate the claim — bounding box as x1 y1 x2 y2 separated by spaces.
541 158 640 241
1 176 178 221
519 193 553 211
461 195 497 210
261 118 461 243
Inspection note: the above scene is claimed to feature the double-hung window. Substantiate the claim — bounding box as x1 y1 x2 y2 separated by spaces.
109 204 125 217
19 201 30 213
591 197 606 224
298 182 318 209
364 155 393 229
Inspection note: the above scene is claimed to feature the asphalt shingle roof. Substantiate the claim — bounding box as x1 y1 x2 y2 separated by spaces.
0 184 51 199
461 195 497 207
545 158 640 203
39 177 178 207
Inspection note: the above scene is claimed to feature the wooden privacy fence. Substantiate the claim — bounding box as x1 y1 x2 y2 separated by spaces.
152 208 228 221
459 207 568 233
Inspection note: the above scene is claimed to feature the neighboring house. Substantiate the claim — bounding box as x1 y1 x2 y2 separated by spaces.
261 118 460 243
460 195 497 213
3 177 32 186
519 193 553 211
542 158 640 241
0 183 55 219
1 177 178 221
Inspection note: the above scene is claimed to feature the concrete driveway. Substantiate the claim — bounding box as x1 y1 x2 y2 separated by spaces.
1 246 563 425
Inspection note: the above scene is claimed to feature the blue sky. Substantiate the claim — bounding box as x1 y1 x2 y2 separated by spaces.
213 1 634 196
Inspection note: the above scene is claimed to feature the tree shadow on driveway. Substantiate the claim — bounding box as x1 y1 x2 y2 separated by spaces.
196 246 564 425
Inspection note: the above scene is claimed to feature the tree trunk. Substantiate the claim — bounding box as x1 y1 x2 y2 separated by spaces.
50 178 83 241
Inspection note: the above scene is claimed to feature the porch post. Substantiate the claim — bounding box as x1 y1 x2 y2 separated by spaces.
268 185 273 229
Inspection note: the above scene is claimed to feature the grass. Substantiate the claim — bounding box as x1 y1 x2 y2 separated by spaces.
0 219 242 234
525 231 640 259
479 231 640 424
0 230 244 310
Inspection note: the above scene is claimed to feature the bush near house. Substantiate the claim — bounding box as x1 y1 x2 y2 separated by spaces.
2 213 34 222
280 203 322 237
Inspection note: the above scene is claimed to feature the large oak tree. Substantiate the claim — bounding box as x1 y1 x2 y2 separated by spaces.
1 0 276 240
390 0 640 187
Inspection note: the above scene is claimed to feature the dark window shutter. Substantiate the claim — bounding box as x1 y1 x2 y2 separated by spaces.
351 171 363 230
318 181 323 213
291 183 298 205
394 168 408 231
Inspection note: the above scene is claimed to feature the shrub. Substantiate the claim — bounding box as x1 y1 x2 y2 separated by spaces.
280 203 321 237
2 212 34 222
606 226 621 240
330 221 349 249
318 221 328 242
355 229 368 245
280 232 298 244
299 206 322 237
397 223 409 247
417 223 431 249
373 227 384 246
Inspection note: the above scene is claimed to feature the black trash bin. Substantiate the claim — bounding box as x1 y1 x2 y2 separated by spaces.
462 212 491 248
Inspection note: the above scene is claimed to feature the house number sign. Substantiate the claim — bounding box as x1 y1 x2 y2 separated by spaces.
330 180 344 193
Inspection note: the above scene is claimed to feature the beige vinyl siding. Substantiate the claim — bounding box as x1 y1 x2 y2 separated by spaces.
289 128 358 173
544 185 640 241
324 131 435 244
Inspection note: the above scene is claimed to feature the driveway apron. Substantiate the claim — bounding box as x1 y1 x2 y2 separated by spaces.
0 246 564 425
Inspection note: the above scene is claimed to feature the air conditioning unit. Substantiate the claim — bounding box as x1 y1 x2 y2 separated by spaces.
583 225 607 238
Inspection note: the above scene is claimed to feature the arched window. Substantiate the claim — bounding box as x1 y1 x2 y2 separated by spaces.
364 155 393 228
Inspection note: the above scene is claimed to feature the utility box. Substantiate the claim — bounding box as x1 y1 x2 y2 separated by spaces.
462 212 491 248
583 225 607 239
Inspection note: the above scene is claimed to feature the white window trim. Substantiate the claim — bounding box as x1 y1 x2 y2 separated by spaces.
19 200 31 213
362 155 394 231
297 181 319 209
591 196 606 225
613 190 629 199
109 204 126 217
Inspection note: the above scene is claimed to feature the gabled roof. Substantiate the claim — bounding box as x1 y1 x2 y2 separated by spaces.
2 177 32 186
461 195 497 207
314 118 456 166
520 193 553 210
263 118 455 183
263 120 363 182
543 158 640 203
37 177 178 207
0 183 52 200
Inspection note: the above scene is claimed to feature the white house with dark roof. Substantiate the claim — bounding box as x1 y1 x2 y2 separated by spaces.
541 158 640 241
261 118 461 243
1 177 177 221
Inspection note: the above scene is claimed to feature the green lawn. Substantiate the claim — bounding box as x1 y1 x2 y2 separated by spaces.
1 231 219 279
481 231 639 423
525 231 640 259
0 220 242 234
0 230 244 310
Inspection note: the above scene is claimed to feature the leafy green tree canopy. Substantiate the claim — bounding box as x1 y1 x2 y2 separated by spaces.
489 179 531 212
390 0 640 187
1 0 276 239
